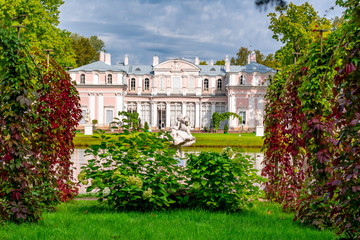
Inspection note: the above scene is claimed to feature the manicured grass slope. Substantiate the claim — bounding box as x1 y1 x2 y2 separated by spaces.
0 201 335 240
73 132 264 148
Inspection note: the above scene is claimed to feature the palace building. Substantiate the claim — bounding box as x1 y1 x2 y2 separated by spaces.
69 51 275 131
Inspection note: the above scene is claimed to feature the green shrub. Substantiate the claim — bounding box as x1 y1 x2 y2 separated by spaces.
144 121 150 132
223 124 229 134
80 130 184 210
182 147 264 211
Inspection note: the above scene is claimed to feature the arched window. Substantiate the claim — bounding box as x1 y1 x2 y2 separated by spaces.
203 79 209 91
240 75 245 85
107 74 112 84
217 79 222 91
130 78 136 90
80 74 85 84
144 78 150 90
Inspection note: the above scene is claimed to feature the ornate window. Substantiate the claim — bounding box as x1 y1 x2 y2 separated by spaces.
240 75 245 85
144 78 150 90
203 79 209 91
130 78 136 90
107 74 112 84
238 111 246 125
80 74 85 84
217 79 222 91
141 103 150 125
186 103 195 128
127 102 137 113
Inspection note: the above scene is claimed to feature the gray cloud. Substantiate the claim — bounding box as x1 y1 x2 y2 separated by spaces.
59 0 344 65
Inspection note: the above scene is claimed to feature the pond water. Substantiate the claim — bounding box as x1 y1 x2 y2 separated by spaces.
71 147 264 194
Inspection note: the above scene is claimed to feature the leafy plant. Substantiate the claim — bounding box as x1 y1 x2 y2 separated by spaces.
80 128 184 211
223 124 229 134
144 121 150 132
182 148 264 211
117 111 141 132
211 112 241 132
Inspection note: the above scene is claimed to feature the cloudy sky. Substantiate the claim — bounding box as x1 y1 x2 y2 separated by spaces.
58 0 344 65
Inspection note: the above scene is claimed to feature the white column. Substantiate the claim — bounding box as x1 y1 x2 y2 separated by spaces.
228 93 236 128
115 92 124 118
182 102 186 117
137 102 141 119
166 102 171 128
137 76 142 95
249 94 255 128
195 102 200 129
89 93 95 121
117 73 123 85
97 93 104 125
151 101 157 128
211 102 216 115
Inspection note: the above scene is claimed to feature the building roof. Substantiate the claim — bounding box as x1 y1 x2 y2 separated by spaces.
70 59 276 75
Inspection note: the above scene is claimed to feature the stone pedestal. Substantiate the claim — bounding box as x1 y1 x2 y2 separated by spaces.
84 124 93 135
256 126 264 137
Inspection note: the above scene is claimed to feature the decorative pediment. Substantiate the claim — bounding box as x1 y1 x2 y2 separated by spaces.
154 59 200 73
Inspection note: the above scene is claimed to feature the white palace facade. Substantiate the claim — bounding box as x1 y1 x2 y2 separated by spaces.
70 51 275 131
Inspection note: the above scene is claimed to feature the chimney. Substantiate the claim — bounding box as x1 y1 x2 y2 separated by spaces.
248 51 256 64
194 56 199 65
210 59 214 65
124 54 129 66
225 55 230 72
104 53 111 65
99 51 105 62
153 55 159 66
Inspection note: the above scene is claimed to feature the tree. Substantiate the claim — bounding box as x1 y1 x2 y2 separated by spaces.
199 60 207 65
0 0 76 67
268 2 331 66
71 33 105 67
214 60 225 65
89 35 105 52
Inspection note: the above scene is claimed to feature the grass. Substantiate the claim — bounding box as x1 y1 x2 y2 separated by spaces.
73 132 264 148
0 201 336 240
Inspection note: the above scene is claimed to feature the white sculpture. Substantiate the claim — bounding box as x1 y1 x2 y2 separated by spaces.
170 115 196 147
85 110 91 124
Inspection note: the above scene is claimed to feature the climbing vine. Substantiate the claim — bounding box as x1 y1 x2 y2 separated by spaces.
211 112 241 132
263 0 360 238
0 26 81 223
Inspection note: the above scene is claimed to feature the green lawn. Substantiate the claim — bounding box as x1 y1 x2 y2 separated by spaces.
0 201 335 240
73 132 263 148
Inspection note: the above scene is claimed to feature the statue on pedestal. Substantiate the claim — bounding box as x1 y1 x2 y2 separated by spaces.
170 115 196 147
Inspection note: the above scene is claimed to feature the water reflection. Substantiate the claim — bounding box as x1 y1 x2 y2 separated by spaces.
71 148 264 194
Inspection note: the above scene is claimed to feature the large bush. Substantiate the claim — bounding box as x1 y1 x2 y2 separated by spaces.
80 123 263 212
182 148 264 211
0 27 81 223
79 129 184 210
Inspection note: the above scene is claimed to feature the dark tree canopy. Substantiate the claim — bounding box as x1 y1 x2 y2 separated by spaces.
71 33 105 67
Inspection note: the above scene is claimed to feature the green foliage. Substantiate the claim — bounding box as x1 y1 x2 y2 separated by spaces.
0 26 81 223
144 121 150 131
71 33 105 67
263 1 360 238
199 60 207 65
211 112 241 132
0 0 76 67
223 124 229 134
117 111 141 132
80 129 183 210
268 2 331 67
182 148 264 211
